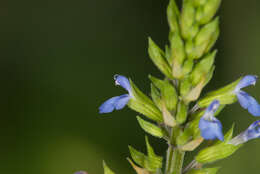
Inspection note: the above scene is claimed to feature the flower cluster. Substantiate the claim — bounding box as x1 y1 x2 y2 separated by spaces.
199 75 260 144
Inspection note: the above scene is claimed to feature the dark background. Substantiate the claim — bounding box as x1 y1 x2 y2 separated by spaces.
1 0 260 173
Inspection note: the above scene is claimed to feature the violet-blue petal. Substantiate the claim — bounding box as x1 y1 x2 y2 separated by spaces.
236 75 257 90
99 94 130 113
244 120 260 141
237 91 260 116
114 75 131 92
199 117 224 141
114 94 130 110
205 100 220 114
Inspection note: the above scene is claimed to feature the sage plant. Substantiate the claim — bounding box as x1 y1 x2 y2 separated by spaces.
97 0 260 174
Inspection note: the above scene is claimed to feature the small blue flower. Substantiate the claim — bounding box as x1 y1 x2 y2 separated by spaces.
229 120 260 145
199 100 224 141
99 75 132 114
234 75 260 116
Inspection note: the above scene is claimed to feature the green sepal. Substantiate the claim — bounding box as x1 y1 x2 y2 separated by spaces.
148 38 173 79
190 51 217 85
170 33 186 78
195 125 242 164
103 161 116 174
197 77 241 107
137 116 165 138
180 78 192 98
181 0 197 40
167 0 180 33
196 0 221 24
186 167 220 174
149 75 178 111
181 59 194 76
128 80 163 122
176 101 188 124
150 83 162 110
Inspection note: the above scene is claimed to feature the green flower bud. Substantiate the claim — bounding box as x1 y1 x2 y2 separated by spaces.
167 0 180 33
128 80 163 122
181 0 196 40
103 161 116 174
148 37 173 79
137 116 165 138
192 0 207 7
198 77 241 107
186 167 220 174
196 0 221 24
176 101 188 124
190 51 217 86
195 125 242 164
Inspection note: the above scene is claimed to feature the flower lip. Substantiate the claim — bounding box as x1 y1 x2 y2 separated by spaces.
114 74 132 93
235 75 258 92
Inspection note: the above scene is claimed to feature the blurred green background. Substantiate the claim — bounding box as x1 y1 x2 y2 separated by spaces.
1 0 260 173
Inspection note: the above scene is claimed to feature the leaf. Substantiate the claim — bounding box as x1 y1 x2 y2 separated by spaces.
103 161 116 174
137 116 165 138
127 158 149 174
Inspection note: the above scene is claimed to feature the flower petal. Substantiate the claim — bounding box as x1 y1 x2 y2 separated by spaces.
205 100 220 114
199 117 224 141
236 75 257 90
114 75 131 93
114 94 130 110
245 120 260 140
237 91 260 116
99 94 130 113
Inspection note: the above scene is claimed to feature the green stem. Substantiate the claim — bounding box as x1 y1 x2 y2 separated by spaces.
165 128 185 174
170 149 185 174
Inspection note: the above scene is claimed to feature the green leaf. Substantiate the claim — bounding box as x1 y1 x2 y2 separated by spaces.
186 167 220 174
145 137 163 172
128 146 146 167
195 125 242 164
103 161 116 174
148 38 173 78
137 116 165 138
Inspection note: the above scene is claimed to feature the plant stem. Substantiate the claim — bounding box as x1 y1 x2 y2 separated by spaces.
165 128 185 174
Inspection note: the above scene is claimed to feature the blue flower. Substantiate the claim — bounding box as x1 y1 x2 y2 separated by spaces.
234 75 260 116
99 75 132 114
199 100 224 141
229 120 260 145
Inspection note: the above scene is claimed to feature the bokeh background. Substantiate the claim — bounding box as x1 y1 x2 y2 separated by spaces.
1 0 260 173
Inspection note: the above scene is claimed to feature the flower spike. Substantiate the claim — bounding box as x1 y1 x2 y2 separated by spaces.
234 75 260 116
99 75 132 113
199 100 224 141
229 120 260 146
